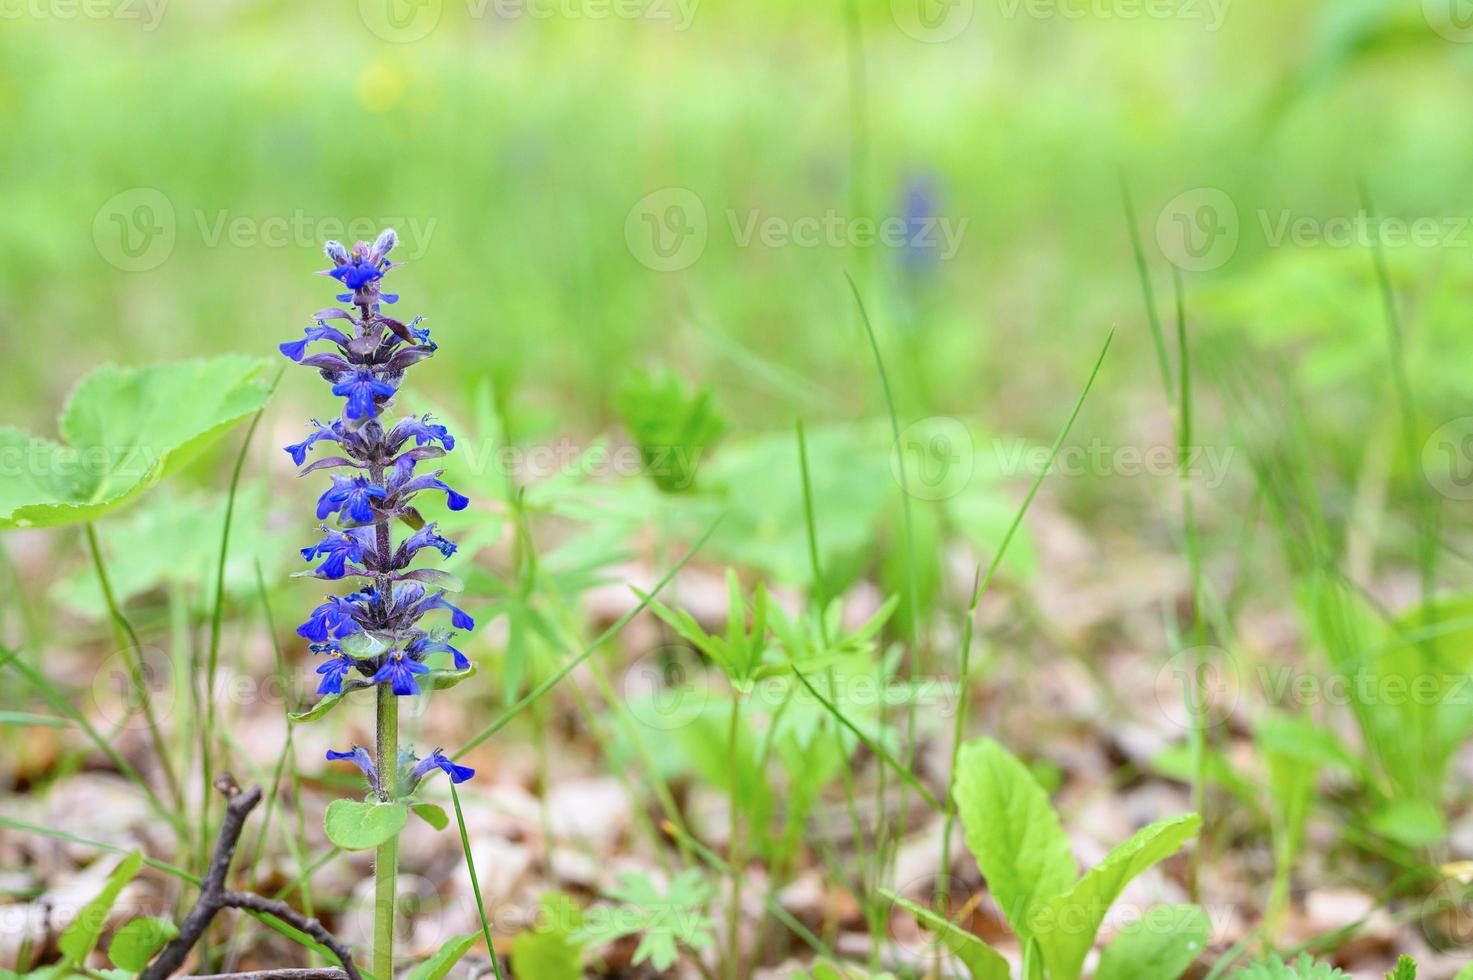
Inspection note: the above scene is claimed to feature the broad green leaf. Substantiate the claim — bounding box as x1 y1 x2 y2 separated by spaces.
1034 814 1202 980
410 803 448 831
405 932 477 980
954 738 1076 941
51 487 277 615
1095 905 1209 980
59 850 144 964
323 799 407 851
883 890 1010 980
108 917 179 972
399 568 465 592
0 356 272 529
289 693 345 724
1370 798 1446 847
511 893 584 980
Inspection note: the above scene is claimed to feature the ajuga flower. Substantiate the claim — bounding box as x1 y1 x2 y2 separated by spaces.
280 229 476 799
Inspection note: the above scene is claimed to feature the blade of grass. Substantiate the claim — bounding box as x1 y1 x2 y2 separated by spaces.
450 784 506 980
1120 172 1172 394
84 523 184 814
201 377 278 896
844 269 919 936
937 326 1113 904
454 513 724 757
792 668 940 812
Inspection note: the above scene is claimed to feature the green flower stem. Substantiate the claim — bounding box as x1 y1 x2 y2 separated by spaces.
725 691 743 980
374 681 399 980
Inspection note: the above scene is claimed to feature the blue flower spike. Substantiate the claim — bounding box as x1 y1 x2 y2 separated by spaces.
283 228 475 798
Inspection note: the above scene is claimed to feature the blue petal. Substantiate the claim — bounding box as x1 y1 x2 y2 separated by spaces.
279 339 309 362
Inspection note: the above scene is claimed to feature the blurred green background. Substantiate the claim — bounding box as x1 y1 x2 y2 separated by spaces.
4 0 1473 456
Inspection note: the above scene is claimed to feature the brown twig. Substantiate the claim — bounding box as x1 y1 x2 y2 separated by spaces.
141 776 362 980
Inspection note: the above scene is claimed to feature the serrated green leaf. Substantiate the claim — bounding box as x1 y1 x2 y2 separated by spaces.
0 357 272 530
410 803 448 831
1035 813 1202 980
404 932 477 980
1387 954 1417 980
511 893 584 980
572 870 716 973
1230 953 1352 979
108 917 178 972
1095 905 1209 980
323 799 407 851
954 738 1076 942
59 851 144 964
289 693 345 724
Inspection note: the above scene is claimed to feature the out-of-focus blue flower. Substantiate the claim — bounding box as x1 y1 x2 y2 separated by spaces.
301 527 366 579
332 369 397 421
409 748 474 786
316 475 388 524
374 651 431 696
326 745 381 795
